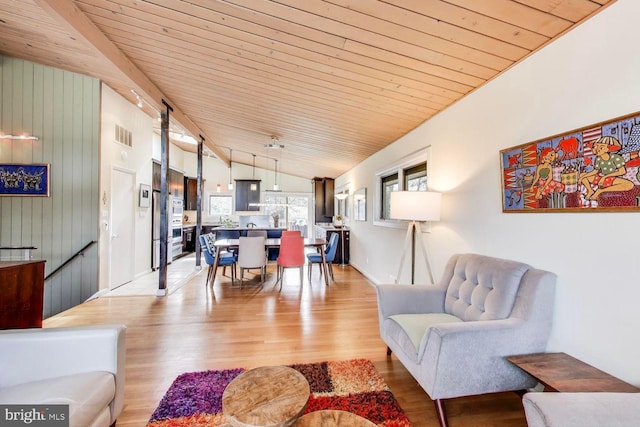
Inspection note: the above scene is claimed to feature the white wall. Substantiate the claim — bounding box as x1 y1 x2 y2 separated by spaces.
100 85 313 291
100 84 155 288
338 0 640 385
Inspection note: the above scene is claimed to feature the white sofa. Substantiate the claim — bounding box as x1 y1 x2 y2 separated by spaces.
523 392 640 427
0 324 126 427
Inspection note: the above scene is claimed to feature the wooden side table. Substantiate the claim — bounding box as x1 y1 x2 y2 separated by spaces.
222 365 310 427
293 410 376 426
507 352 639 392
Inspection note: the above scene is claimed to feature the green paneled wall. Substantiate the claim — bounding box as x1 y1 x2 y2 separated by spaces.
0 55 100 318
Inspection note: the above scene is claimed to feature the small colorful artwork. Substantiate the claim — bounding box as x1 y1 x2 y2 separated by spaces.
0 163 50 196
501 112 640 212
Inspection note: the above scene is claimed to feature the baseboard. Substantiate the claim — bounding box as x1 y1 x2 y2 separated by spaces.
348 262 382 286
134 268 153 279
85 289 110 302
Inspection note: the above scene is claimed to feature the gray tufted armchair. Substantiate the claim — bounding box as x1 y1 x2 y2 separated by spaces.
376 253 557 427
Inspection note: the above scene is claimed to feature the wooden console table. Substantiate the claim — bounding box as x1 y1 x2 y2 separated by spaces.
508 352 639 392
0 260 45 329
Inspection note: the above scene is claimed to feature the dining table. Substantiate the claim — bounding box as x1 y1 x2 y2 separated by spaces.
212 238 331 286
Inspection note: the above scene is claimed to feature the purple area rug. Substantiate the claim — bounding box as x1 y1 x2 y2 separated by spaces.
147 359 412 426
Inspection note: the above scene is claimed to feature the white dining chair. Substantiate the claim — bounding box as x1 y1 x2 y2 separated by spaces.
237 236 267 286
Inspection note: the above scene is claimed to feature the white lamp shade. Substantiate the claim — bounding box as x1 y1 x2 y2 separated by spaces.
390 191 441 221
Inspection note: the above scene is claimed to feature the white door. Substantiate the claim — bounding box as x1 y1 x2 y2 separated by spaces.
110 168 135 289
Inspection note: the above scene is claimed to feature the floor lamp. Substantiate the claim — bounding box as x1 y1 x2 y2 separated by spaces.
335 192 349 267
390 191 441 284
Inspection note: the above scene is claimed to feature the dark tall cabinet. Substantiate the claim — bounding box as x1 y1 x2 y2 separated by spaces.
152 162 184 197
235 179 260 211
313 177 334 223
184 177 198 210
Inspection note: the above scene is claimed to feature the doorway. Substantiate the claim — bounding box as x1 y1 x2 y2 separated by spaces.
110 168 135 289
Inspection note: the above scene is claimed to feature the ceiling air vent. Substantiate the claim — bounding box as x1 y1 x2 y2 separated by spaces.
115 124 132 147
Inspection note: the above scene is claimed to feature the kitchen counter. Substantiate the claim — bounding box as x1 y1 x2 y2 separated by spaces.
315 223 349 231
206 227 286 231
183 224 289 231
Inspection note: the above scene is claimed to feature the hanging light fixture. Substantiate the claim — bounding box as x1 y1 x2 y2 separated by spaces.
265 136 284 149
228 148 234 190
273 159 279 191
250 154 258 191
264 136 284 192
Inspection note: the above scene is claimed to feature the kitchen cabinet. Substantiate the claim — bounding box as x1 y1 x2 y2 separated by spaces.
313 177 334 223
182 226 195 252
184 177 198 210
314 225 349 264
331 229 350 264
235 180 260 211
153 162 184 198
169 169 184 198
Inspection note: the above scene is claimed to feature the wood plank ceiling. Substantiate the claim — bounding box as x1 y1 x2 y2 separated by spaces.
0 0 614 179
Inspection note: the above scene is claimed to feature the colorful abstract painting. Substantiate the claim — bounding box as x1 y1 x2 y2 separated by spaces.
501 112 640 212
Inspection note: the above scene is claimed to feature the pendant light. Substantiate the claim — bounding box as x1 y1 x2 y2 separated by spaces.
273 159 279 191
264 136 284 192
250 155 258 191
227 148 234 191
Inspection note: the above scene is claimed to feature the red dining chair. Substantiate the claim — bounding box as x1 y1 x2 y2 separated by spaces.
281 230 301 237
276 235 305 287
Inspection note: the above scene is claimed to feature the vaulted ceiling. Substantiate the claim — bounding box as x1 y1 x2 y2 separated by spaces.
0 0 614 179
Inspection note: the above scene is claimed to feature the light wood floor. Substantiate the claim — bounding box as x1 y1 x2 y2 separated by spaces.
44 263 528 427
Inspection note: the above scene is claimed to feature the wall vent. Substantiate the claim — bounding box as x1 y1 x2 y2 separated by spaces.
115 124 132 147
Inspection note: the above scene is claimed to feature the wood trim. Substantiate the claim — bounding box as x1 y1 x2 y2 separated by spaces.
34 0 229 164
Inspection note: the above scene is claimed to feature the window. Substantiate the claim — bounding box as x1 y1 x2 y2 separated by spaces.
404 163 427 191
209 195 233 216
263 193 311 235
374 147 430 228
380 173 399 220
263 194 287 225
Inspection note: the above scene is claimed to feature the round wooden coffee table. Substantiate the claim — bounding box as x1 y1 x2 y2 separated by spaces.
222 365 310 427
293 410 377 426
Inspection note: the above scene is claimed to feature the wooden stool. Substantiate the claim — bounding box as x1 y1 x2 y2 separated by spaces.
293 410 377 426
222 365 310 427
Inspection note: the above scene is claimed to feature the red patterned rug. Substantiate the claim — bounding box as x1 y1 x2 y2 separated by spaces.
147 358 412 426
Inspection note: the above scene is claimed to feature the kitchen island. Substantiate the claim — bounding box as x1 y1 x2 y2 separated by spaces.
181 225 287 260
